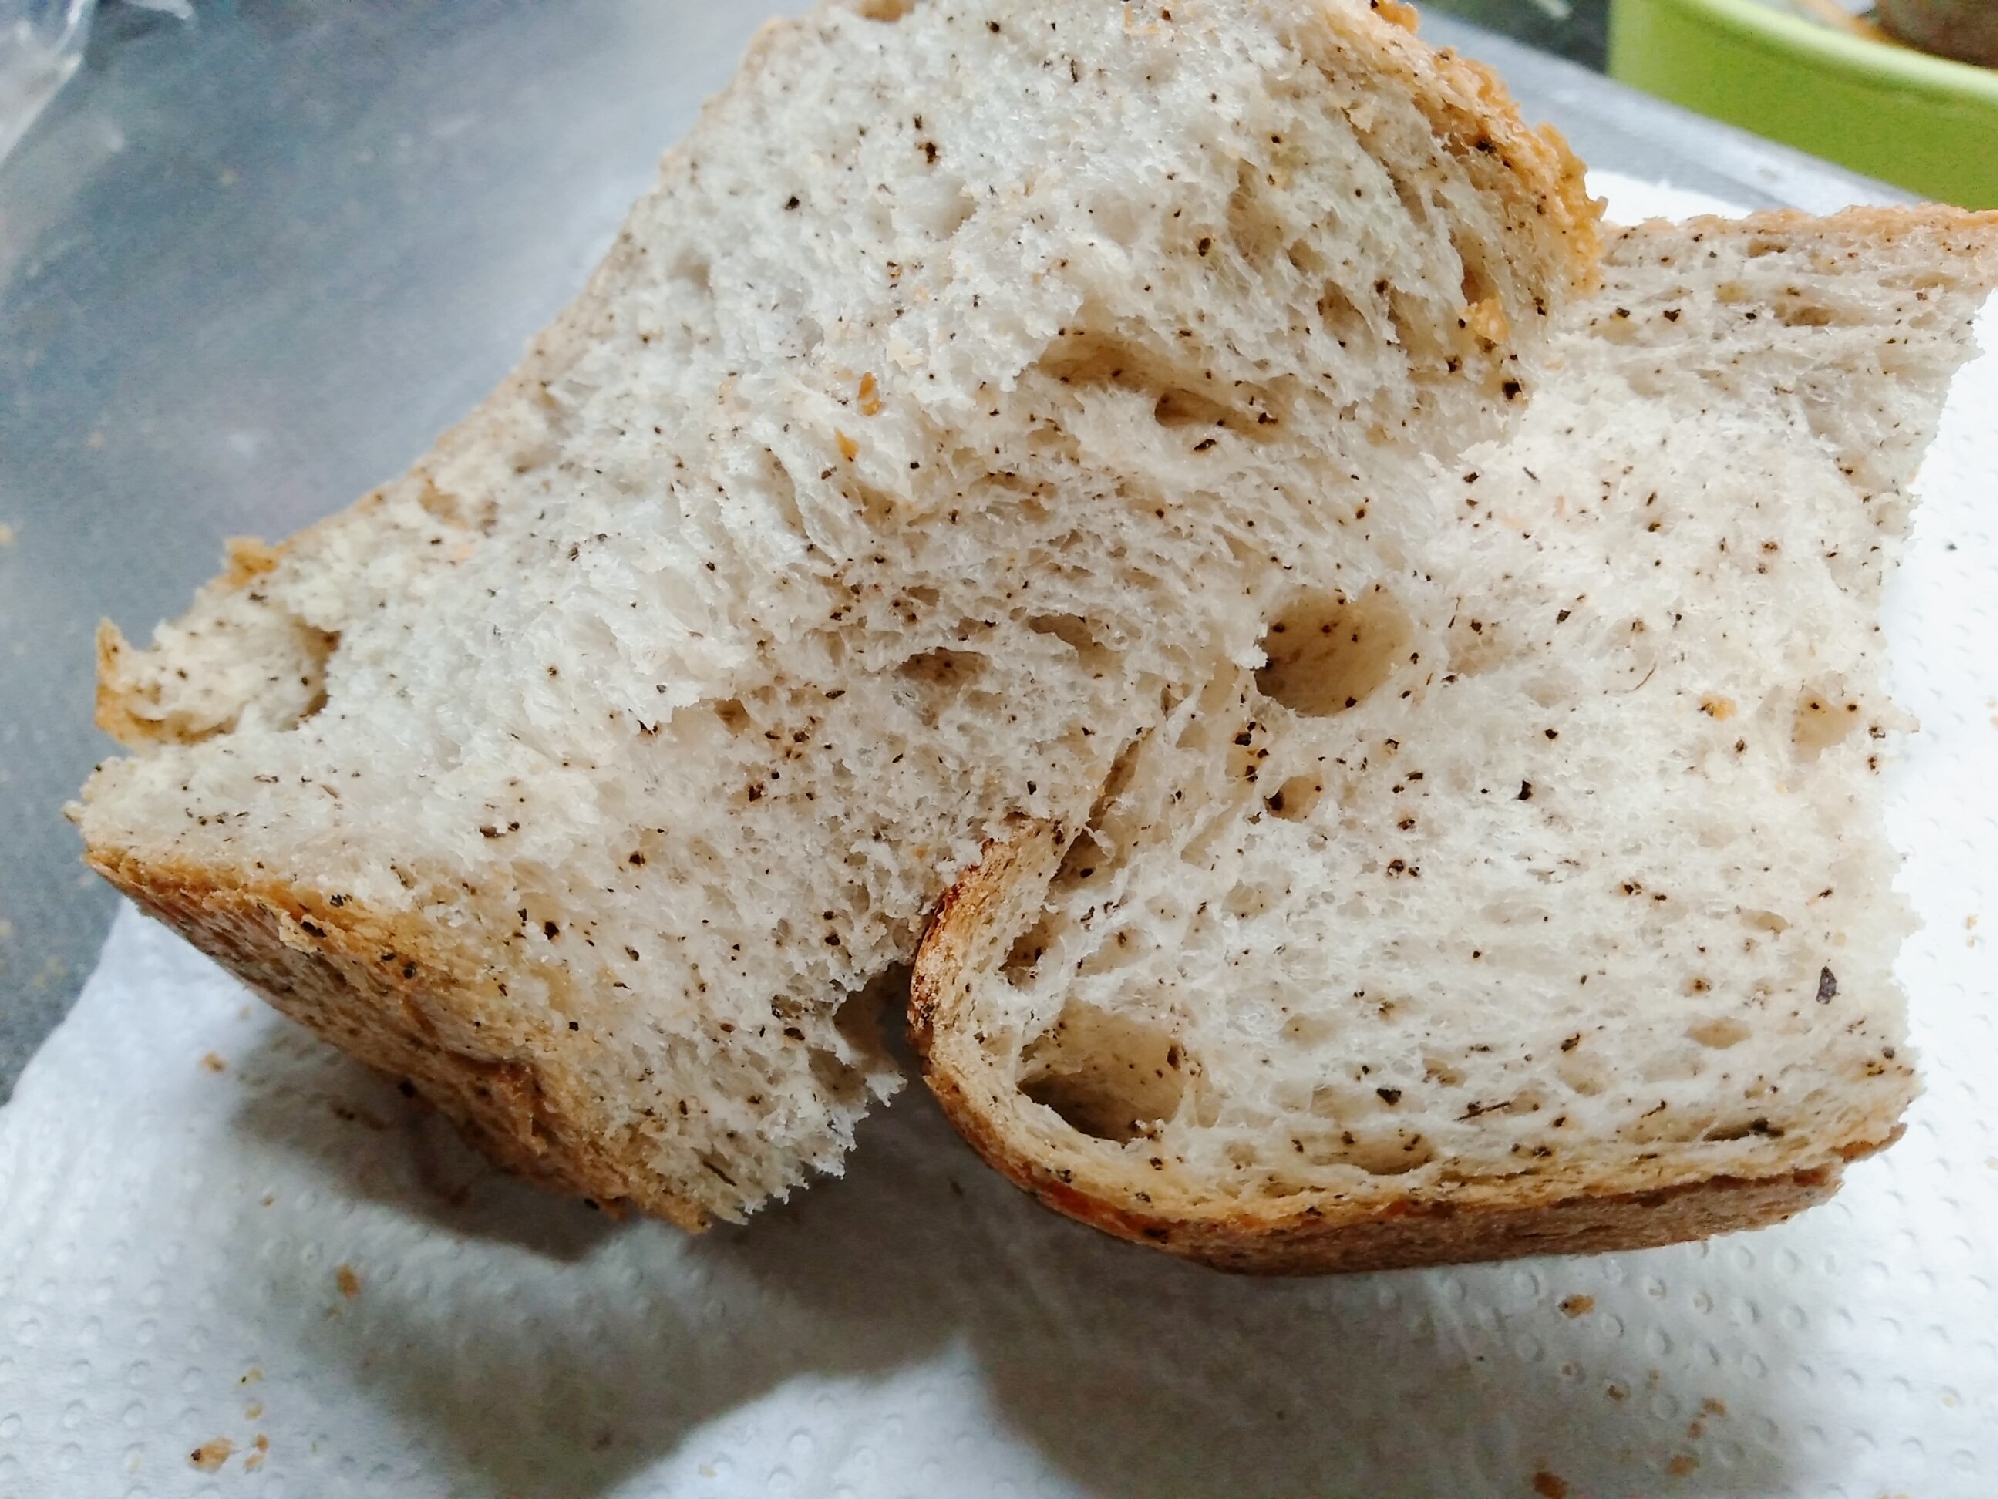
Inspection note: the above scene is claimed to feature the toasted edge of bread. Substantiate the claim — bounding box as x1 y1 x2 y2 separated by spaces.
85 844 710 1230
909 825 1904 1275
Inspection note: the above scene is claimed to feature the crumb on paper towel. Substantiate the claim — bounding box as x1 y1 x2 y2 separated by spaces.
243 1433 270 1472
0 522 14 547
200 1052 226 1074
1558 1294 1595 1318
335 1263 361 1298
239 1366 262 1385
1701 1397 1727 1417
1532 1472 1568 1498
1667 1453 1700 1477
245 1400 263 1420
188 1438 234 1472
1606 1382 1629 1402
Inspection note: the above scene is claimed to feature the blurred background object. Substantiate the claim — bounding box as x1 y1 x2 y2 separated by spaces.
0 0 185 165
1877 0 1998 68
0 0 89 164
1421 0 1613 66
1609 0 1998 206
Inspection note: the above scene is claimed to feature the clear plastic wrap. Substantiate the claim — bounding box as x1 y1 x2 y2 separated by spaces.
0 0 189 165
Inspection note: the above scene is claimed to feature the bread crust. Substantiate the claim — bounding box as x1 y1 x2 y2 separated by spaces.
910 828 1899 1275
1329 0 1604 295
84 846 710 1231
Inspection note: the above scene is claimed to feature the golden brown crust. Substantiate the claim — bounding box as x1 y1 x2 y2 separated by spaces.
1330 1 1604 296
85 845 710 1232
94 621 164 750
910 830 1897 1276
1634 202 1998 246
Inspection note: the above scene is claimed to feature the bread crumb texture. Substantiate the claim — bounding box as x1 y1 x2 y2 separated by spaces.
911 208 1998 1270
78 0 1597 1226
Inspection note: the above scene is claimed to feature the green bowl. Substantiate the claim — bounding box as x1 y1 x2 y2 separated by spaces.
1609 0 1998 208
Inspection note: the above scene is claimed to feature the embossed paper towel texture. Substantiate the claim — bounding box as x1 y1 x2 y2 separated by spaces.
1 175 1994 1499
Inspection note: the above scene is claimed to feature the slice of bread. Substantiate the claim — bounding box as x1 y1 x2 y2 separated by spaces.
73 0 1598 1227
912 207 1998 1273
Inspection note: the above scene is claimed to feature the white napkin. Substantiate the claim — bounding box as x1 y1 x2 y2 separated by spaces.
3 174 1994 1499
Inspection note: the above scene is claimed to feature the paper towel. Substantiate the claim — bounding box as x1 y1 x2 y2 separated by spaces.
2 174 1995 1499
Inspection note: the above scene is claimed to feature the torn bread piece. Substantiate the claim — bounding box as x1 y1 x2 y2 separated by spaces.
75 0 1597 1226
913 208 1998 1273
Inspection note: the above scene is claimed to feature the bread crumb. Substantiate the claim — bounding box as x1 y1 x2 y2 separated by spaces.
335 1263 362 1298
244 1401 263 1420
1558 1294 1595 1317
1666 1454 1699 1477
1700 1397 1727 1417
239 1367 263 1385
188 1438 234 1472
1532 1472 1568 1498
200 1052 227 1073
1606 1382 1629 1401
0 522 14 547
243 1433 270 1472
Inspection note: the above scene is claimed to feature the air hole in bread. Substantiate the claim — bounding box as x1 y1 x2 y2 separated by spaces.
1255 584 1412 717
1687 1017 1752 1050
1224 881 1277 919
1037 329 1279 442
1002 916 1056 988
897 647 984 686
1704 1116 1785 1143
1266 774 1323 821
1556 1050 1608 1097
1742 909 1790 935
1027 613 1111 671
1334 1129 1437 1176
1051 831 1108 895
292 626 338 727
1317 281 1368 343
1773 297 1836 329
714 699 752 735
1792 684 1862 761
1226 157 1286 267
668 252 712 295
1018 1001 1187 1144
823 965 905 1090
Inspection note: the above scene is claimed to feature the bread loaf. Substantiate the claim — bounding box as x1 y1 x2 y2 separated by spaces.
912 207 1998 1272
74 0 1596 1226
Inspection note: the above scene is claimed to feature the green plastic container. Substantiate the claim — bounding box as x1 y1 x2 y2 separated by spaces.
1609 0 1998 208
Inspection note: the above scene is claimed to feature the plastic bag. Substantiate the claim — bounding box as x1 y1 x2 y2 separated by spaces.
0 0 190 167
